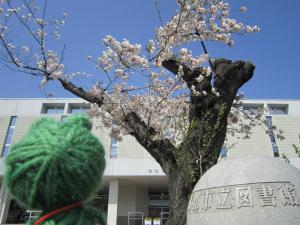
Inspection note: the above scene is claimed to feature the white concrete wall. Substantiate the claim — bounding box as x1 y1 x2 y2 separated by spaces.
107 179 119 225
243 99 300 115
135 186 149 216
117 182 149 216
226 117 274 157
118 135 152 158
117 181 149 225
1 98 300 174
1 98 300 225
1 98 300 165
290 158 300 169
0 98 88 116
272 115 300 158
104 158 164 176
118 182 137 216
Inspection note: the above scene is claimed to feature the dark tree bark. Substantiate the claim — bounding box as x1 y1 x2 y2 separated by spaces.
55 58 255 225
161 58 255 225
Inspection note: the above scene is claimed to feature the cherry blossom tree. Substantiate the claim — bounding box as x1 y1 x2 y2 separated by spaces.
0 1 262 224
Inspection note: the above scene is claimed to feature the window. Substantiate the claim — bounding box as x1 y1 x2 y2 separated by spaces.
61 115 68 122
110 137 118 158
268 104 288 115
243 104 264 114
273 145 279 157
88 190 109 215
5 200 29 224
2 116 17 157
69 104 90 114
266 116 280 157
149 192 169 218
220 146 227 159
42 104 65 114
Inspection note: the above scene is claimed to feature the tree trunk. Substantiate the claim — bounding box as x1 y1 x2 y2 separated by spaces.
166 168 191 225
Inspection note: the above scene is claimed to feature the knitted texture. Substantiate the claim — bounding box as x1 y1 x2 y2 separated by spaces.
5 114 106 225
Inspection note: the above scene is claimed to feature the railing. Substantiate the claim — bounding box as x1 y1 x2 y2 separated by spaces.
26 210 42 222
160 212 169 225
128 212 143 225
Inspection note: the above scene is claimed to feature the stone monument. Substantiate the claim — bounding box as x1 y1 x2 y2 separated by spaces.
187 155 300 225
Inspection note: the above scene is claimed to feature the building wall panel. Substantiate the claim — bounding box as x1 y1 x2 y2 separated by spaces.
11 115 61 145
226 119 273 157
273 116 300 158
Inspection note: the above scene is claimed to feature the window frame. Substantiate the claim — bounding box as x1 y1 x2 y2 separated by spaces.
68 103 90 114
110 137 118 158
268 104 288 115
242 103 264 114
2 116 17 157
41 103 65 114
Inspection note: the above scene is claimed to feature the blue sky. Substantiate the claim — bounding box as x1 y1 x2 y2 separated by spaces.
0 0 299 99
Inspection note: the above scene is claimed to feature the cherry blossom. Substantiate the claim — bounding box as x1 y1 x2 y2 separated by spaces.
0 0 260 144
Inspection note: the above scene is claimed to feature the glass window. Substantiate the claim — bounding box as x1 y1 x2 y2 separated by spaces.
45 106 64 114
5 200 29 224
110 137 118 158
10 116 17 126
88 191 109 216
149 191 169 218
42 104 65 114
243 104 264 114
268 104 288 115
273 145 279 157
2 116 17 157
69 105 90 114
70 107 83 114
61 115 68 122
266 116 280 157
111 137 117 145
4 127 15 145
220 146 227 158
110 146 117 158
2 146 10 157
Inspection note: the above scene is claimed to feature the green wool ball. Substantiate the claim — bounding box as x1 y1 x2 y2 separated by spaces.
5 114 106 225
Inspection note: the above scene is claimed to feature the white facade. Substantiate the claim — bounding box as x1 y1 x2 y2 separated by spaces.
0 98 299 225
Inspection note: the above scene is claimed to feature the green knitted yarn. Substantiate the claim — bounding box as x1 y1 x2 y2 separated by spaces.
5 114 106 225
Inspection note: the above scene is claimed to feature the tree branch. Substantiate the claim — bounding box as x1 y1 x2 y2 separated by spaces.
124 111 177 171
213 58 255 98
57 78 177 173
57 78 104 105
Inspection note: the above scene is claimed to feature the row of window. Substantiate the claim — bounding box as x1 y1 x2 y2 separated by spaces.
2 103 287 158
44 103 288 115
243 104 288 115
42 102 289 116
42 103 90 114
43 103 290 115
1 115 118 159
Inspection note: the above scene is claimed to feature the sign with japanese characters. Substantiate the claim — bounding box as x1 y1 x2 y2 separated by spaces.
188 182 300 214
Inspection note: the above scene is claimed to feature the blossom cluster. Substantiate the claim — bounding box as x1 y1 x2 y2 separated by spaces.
36 50 65 86
89 91 189 143
0 0 68 88
0 0 260 144
155 0 259 64
99 35 149 73
84 0 259 143
178 48 209 69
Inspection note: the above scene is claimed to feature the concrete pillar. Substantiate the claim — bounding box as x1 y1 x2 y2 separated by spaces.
0 183 11 224
107 179 119 225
